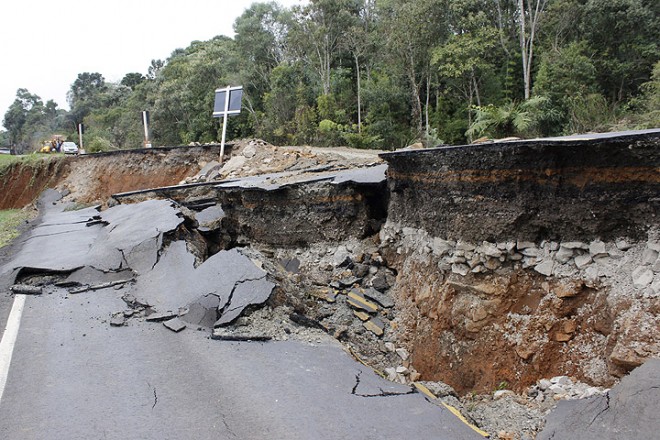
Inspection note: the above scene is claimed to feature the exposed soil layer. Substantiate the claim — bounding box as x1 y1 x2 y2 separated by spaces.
382 131 660 242
217 182 387 247
378 131 660 395
0 158 70 209
61 145 228 205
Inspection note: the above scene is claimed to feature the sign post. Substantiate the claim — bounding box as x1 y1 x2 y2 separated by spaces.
78 124 84 153
141 111 152 148
213 86 243 162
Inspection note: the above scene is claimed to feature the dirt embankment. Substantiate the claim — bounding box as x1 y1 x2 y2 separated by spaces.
0 158 70 210
378 132 660 394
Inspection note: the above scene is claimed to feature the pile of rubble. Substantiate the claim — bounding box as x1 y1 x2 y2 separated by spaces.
180 139 383 185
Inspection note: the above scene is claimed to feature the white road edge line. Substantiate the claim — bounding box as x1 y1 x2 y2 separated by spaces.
0 294 26 403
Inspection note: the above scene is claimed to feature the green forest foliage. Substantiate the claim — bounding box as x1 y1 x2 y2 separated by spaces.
2 0 659 152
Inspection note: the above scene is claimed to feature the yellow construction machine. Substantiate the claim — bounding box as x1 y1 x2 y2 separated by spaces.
39 135 65 153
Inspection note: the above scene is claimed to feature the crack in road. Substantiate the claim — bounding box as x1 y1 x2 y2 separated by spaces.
150 233 164 271
629 385 660 398
22 230 86 242
152 387 158 409
350 371 416 398
586 391 610 428
118 249 129 270
218 275 268 316
351 371 362 395
222 414 237 438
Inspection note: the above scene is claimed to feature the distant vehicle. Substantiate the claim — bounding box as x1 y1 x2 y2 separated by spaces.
61 142 79 155
0 148 11 155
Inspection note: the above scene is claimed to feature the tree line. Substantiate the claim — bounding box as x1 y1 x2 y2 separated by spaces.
2 0 659 153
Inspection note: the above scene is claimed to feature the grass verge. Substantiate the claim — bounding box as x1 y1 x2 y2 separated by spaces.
0 153 63 175
0 209 32 248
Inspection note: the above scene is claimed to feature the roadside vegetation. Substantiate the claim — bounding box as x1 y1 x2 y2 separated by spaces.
0 153 62 175
1 0 658 152
0 209 31 248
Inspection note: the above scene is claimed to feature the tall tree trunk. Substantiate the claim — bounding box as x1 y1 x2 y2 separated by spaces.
518 0 530 100
425 74 431 136
518 0 547 100
472 71 482 107
406 53 424 135
355 55 362 133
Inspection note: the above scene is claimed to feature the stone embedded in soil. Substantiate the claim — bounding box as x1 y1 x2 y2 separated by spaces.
554 246 574 263
554 332 573 342
589 240 607 256
493 390 515 400
451 263 469 276
280 257 301 274
641 248 659 265
534 260 554 276
339 276 361 288
574 254 593 269
616 240 633 250
562 241 588 250
396 348 410 361
371 273 390 292
632 267 654 288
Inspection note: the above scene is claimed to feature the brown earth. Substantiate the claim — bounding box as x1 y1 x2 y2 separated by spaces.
0 158 70 209
386 256 614 394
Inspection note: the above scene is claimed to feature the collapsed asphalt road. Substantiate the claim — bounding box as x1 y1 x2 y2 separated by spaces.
0 191 482 440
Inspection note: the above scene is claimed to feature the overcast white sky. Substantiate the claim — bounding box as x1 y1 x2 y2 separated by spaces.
0 0 306 129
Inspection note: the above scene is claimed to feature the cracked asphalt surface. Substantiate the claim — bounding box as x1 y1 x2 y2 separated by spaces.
0 192 482 439
538 358 660 440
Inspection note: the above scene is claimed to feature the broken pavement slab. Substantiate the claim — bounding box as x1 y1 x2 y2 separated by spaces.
362 287 395 308
132 245 267 323
347 289 379 313
145 311 177 322
0 199 184 284
180 293 222 328
215 276 275 326
363 317 386 336
110 313 126 327
412 383 490 438
353 310 370 322
163 317 187 333
538 358 660 440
